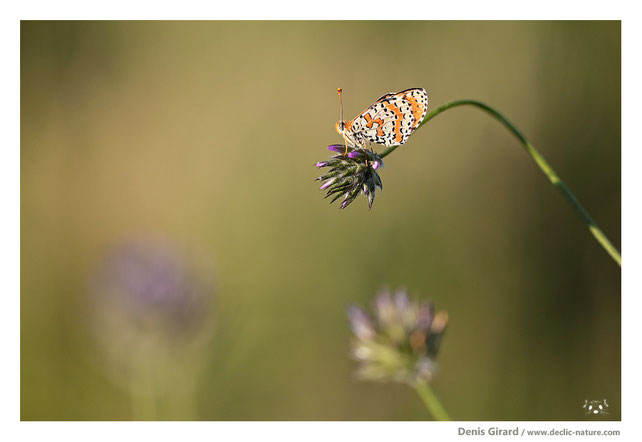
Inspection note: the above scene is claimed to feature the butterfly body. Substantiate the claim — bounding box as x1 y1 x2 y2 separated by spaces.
335 88 428 148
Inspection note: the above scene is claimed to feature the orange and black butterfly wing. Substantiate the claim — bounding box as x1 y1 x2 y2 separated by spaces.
348 88 428 147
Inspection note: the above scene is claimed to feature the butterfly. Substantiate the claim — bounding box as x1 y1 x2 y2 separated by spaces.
335 88 428 153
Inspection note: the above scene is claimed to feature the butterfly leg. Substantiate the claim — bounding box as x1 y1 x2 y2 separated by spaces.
363 141 370 167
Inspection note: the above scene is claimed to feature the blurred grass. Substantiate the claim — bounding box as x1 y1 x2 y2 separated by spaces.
21 21 620 420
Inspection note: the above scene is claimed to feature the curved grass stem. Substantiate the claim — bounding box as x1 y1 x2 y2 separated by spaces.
414 381 450 421
380 100 621 267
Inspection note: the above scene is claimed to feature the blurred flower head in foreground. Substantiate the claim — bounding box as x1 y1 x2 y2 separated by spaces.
316 144 383 209
89 238 216 404
348 289 448 385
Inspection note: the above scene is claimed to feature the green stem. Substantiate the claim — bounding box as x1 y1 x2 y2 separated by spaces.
414 381 450 421
381 99 621 267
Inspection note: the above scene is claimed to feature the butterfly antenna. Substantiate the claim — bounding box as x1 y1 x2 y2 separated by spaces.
337 88 349 156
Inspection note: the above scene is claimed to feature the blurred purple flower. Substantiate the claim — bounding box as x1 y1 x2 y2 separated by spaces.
91 238 215 341
348 288 448 385
348 306 375 340
89 237 216 418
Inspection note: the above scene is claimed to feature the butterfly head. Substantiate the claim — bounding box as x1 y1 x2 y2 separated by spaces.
335 120 346 135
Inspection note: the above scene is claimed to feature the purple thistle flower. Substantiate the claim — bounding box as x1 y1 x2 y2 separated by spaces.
315 144 384 210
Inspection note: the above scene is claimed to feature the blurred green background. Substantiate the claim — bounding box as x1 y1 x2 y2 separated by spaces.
21 21 620 420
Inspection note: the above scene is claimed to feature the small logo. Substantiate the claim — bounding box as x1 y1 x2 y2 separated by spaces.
583 399 609 416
